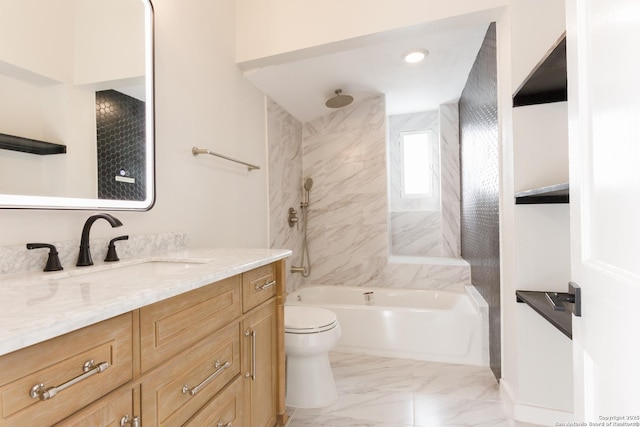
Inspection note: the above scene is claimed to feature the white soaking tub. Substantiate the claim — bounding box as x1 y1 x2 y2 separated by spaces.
286 285 488 366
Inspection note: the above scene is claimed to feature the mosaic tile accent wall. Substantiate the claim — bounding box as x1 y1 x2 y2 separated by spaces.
459 23 501 378
266 99 305 292
96 90 146 201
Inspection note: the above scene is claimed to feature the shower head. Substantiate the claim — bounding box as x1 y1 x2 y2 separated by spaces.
325 89 354 109
304 178 313 191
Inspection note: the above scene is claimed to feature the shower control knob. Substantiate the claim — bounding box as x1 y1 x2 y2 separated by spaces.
288 207 299 229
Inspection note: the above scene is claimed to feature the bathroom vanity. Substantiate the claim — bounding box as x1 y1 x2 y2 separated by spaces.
0 248 291 427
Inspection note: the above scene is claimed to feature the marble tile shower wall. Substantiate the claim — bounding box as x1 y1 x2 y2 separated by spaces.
388 111 442 257
266 99 304 292
0 232 189 276
300 97 470 290
387 107 461 258
439 103 462 258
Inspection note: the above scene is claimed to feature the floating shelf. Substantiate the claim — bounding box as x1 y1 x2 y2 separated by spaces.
515 182 569 204
516 290 572 339
513 34 567 107
0 133 66 155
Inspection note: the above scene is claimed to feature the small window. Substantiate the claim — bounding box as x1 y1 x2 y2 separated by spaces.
400 130 434 197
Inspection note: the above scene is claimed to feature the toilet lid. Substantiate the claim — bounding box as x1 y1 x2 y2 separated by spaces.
285 306 338 333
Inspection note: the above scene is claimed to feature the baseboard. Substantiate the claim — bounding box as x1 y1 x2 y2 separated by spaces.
500 379 574 426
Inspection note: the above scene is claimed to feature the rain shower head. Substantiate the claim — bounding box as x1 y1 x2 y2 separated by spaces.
325 89 354 109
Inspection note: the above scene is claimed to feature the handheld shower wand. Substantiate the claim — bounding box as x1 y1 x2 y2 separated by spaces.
292 178 313 277
301 178 313 208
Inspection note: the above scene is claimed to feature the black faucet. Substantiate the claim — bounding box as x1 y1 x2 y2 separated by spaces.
76 213 123 267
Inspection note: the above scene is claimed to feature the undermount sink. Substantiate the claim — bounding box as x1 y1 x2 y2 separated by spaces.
65 260 210 283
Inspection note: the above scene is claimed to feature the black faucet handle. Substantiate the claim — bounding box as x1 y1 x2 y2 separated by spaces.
26 243 64 272
105 235 129 262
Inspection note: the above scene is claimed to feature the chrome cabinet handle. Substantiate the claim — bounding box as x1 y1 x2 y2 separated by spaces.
244 329 256 381
30 360 109 401
217 421 232 427
254 280 276 291
120 415 141 427
182 360 232 396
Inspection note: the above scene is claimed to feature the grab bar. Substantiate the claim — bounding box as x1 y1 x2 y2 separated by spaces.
192 147 260 171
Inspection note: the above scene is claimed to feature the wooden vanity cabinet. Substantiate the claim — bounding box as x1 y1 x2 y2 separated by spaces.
140 322 242 426
0 260 287 427
0 314 133 427
53 385 140 427
243 300 277 427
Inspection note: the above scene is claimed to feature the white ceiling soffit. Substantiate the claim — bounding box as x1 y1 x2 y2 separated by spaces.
242 22 490 123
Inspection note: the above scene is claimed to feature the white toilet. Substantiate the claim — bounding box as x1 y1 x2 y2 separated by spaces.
284 305 342 408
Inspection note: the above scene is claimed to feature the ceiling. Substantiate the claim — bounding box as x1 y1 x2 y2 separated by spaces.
242 21 490 123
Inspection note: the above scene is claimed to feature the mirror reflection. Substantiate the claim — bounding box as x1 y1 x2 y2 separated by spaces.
0 0 154 210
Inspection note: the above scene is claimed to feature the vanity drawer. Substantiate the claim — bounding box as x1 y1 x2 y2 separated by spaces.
242 263 277 312
141 322 241 427
0 313 133 427
53 385 138 427
184 375 244 426
140 275 241 372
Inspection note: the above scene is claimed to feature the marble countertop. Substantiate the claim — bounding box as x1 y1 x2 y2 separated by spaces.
0 247 291 357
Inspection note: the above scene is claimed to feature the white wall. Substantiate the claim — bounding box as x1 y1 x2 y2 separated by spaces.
501 0 572 424
0 0 268 251
235 0 507 67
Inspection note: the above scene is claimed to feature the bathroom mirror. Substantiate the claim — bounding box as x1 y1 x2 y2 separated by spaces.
0 0 155 210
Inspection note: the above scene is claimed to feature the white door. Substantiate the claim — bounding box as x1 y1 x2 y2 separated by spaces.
567 0 640 418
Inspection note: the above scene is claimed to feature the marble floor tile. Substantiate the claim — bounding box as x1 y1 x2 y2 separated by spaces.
287 352 543 427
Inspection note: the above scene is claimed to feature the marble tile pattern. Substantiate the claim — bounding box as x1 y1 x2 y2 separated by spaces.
302 96 389 287
0 247 291 356
287 352 542 427
439 103 462 258
297 97 470 290
0 232 188 276
390 211 442 257
387 109 462 258
267 98 305 292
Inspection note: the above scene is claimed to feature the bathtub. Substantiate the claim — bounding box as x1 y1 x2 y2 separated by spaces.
286 285 488 366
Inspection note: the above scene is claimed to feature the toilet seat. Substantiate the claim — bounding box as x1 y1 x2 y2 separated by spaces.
285 306 338 334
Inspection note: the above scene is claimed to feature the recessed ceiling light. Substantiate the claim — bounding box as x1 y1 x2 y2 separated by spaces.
403 49 429 64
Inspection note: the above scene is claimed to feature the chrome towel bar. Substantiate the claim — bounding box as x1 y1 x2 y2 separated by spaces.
192 147 260 171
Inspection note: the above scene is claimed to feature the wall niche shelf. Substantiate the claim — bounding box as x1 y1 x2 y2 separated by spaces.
513 34 567 107
516 290 572 339
0 133 66 155
515 182 569 204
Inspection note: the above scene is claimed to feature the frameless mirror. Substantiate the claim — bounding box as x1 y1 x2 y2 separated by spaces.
0 0 154 210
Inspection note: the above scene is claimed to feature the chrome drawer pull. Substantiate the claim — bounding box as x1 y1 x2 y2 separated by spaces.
182 360 232 396
30 360 110 401
244 329 256 381
120 415 141 427
254 280 276 291
217 422 232 427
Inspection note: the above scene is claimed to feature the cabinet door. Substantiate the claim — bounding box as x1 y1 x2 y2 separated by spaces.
54 385 139 427
243 300 277 427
